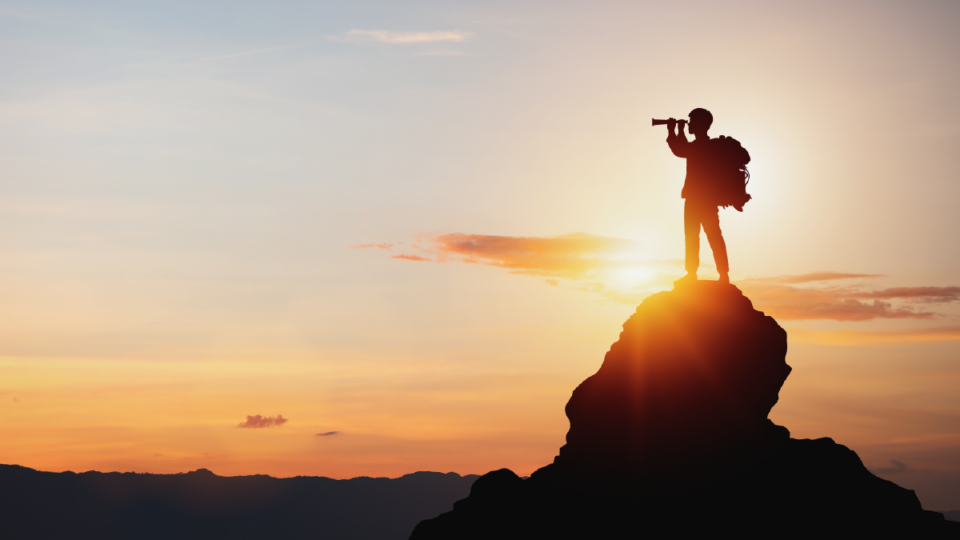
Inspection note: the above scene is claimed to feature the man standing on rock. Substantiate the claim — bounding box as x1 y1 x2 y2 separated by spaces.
664 108 729 284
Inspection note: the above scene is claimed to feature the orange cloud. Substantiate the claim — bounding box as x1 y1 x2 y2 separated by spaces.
397 233 643 279
377 232 960 322
350 243 393 250
737 281 937 321
392 254 431 262
749 272 882 284
237 415 288 429
848 287 960 302
790 326 960 345
739 275 960 321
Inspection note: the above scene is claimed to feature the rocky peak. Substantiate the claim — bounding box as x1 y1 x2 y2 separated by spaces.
411 282 958 539
558 281 791 476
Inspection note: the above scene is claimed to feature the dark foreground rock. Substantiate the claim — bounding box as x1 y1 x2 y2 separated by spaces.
411 281 959 539
0 465 477 540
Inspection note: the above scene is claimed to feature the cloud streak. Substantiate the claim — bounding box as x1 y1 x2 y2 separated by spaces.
737 281 938 321
848 287 960 302
871 459 912 475
392 254 430 262
739 276 960 321
351 243 393 251
398 233 644 279
868 460 936 476
374 231 960 321
334 30 472 44
237 415 288 429
790 326 960 345
748 272 882 284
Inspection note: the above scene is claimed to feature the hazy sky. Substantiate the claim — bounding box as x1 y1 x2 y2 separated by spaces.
2 0 960 510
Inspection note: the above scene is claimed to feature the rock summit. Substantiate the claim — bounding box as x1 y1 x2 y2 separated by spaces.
411 281 957 538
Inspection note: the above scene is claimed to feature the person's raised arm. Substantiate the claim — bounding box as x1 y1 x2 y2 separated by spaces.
667 118 690 157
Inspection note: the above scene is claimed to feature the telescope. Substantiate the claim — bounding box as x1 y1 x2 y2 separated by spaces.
652 118 686 126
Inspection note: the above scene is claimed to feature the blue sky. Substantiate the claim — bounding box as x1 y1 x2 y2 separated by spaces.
2 0 960 510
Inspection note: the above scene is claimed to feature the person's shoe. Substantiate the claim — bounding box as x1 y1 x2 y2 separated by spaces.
718 273 730 284
674 272 698 287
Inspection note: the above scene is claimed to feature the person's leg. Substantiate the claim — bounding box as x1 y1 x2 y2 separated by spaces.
701 204 729 281
684 199 701 277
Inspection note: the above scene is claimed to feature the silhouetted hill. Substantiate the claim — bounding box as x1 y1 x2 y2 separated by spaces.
412 281 960 539
0 464 477 540
946 511 960 522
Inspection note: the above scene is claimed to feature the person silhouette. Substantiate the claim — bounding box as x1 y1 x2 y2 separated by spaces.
665 108 729 284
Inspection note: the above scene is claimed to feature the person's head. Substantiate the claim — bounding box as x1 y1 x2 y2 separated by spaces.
688 108 713 137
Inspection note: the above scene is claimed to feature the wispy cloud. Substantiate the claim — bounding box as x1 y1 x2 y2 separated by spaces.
237 414 288 429
316 431 339 437
749 272 882 284
333 30 472 44
790 326 960 345
886 433 960 444
868 459 937 476
398 233 645 279
373 232 960 320
738 276 960 321
871 459 912 475
392 254 431 262
738 282 937 321
351 243 393 251
848 287 960 302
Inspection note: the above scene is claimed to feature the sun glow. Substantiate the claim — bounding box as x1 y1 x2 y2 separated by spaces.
609 266 656 289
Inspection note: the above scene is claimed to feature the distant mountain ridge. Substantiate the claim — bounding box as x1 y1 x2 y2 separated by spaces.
0 463 477 540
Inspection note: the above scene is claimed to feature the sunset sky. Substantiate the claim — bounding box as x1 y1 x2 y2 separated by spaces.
2 0 960 510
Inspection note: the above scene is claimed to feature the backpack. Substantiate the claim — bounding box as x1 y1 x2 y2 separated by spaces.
710 135 752 211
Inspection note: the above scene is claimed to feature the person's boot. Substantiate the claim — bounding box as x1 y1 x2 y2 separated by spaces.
718 272 730 284
675 272 698 286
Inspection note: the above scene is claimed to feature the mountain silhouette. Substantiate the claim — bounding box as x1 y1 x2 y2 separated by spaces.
411 281 960 538
0 464 476 539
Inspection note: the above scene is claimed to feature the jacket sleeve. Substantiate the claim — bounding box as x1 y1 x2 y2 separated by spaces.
667 133 689 158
